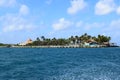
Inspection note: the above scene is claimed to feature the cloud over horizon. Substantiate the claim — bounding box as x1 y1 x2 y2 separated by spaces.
0 0 120 44
1 14 34 32
95 0 116 15
19 4 29 15
67 0 87 15
52 18 73 31
0 1 35 33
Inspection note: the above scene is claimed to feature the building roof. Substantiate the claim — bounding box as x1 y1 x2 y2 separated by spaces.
87 39 96 43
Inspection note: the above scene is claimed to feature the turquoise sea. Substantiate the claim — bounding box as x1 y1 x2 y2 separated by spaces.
0 48 120 80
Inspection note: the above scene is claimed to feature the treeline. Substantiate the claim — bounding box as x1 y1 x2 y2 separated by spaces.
0 43 5 46
28 37 70 46
27 33 111 46
0 43 11 47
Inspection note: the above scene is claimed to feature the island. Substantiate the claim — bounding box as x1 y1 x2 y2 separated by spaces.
0 33 119 48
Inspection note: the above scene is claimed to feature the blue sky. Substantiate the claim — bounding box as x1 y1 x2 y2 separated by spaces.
0 0 120 45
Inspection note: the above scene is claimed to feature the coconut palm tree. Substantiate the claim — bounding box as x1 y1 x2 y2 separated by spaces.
69 36 75 44
75 35 79 44
36 37 40 41
41 36 45 41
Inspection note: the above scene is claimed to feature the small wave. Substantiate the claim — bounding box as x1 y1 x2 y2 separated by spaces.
48 73 120 80
46 65 120 80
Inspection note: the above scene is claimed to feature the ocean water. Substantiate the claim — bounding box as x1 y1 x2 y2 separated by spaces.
0 48 120 80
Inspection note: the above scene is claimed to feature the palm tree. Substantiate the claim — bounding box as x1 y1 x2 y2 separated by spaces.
88 35 91 39
84 33 88 37
97 35 111 44
41 36 45 41
92 36 97 42
52 37 57 45
36 37 40 41
108 37 111 42
69 36 75 44
75 35 79 44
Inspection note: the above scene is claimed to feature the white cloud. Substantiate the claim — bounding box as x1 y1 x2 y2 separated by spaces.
19 4 29 15
0 0 16 7
116 6 120 15
0 14 34 32
67 0 87 15
95 0 115 15
0 0 32 33
52 18 73 31
0 0 29 16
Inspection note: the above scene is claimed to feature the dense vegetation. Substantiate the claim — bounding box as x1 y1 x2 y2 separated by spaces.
27 33 111 46
0 43 10 47
0 43 5 46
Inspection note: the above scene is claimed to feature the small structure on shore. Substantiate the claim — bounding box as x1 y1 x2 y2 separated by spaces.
103 42 118 47
83 39 99 47
19 39 33 46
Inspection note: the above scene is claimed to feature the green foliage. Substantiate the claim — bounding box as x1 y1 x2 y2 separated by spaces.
0 43 12 47
96 35 111 43
27 34 111 46
0 43 4 46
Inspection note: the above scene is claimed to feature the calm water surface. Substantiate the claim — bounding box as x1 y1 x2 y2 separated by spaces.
0 48 120 80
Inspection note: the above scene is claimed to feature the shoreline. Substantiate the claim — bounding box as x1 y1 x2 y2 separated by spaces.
0 45 119 48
